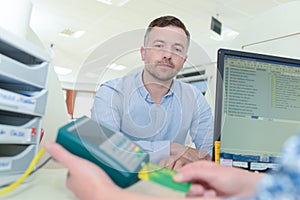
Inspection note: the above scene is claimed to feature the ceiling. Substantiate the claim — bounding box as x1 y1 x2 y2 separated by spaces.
29 0 296 90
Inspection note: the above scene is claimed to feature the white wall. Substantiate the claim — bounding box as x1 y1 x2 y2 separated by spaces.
73 91 95 119
230 1 300 59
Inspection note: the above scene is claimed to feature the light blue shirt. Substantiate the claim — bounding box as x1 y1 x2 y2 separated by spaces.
91 70 214 163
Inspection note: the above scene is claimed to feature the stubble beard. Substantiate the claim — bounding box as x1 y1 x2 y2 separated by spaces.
145 62 179 83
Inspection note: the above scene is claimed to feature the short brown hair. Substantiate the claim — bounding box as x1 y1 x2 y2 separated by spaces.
144 15 190 49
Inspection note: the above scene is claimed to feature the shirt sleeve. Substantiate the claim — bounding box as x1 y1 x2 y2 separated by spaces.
189 90 214 156
91 83 122 130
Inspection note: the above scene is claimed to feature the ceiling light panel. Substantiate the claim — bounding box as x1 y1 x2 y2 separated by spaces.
59 28 86 39
96 0 130 7
54 66 72 75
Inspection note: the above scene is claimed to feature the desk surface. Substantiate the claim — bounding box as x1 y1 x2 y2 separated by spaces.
1 166 184 200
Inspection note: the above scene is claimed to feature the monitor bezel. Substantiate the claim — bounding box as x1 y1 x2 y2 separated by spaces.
213 48 300 146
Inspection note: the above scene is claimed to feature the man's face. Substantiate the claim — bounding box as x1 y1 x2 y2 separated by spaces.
141 26 188 82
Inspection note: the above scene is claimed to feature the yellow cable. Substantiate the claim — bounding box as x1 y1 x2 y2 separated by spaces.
0 148 46 195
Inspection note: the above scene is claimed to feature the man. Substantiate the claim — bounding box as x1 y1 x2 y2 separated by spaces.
91 16 213 167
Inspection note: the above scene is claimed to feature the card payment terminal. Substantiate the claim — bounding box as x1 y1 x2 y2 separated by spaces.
56 116 149 188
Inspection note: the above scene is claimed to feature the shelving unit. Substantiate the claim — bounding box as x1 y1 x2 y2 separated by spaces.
0 27 50 184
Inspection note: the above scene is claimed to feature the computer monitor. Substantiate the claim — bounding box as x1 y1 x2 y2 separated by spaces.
214 48 300 171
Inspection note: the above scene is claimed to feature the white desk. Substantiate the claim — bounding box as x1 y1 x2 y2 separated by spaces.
1 163 185 200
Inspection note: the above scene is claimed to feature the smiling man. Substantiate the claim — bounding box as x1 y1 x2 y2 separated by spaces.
91 15 213 168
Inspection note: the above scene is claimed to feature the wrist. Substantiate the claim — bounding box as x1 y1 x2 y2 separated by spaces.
195 149 210 160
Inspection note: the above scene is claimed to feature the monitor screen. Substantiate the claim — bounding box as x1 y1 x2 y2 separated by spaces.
214 49 300 170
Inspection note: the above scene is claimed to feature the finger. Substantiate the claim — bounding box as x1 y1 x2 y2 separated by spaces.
173 155 193 170
67 171 71 178
174 161 216 182
44 141 83 169
164 161 175 169
186 184 205 197
159 157 175 169
158 158 167 167
203 189 217 198
65 170 72 189
65 170 78 192
172 159 184 170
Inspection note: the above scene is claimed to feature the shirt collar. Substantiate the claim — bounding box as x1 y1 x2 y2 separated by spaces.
135 70 175 100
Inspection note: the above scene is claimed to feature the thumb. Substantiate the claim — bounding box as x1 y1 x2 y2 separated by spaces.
44 141 79 169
